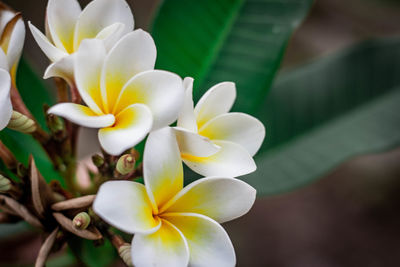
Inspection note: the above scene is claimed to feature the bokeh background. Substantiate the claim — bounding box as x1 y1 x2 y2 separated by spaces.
1 0 400 266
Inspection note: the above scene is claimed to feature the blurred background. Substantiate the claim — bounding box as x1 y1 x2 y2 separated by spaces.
1 0 400 266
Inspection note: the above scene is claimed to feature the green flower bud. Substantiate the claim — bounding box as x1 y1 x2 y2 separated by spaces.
0 174 11 193
92 154 105 168
116 154 135 175
72 212 91 230
7 111 36 133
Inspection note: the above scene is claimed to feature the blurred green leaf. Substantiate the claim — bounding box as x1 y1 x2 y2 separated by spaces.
249 38 400 195
0 58 62 183
151 0 314 114
68 238 117 267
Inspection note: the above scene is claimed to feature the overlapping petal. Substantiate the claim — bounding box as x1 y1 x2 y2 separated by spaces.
131 220 189 267
199 112 266 156
93 181 160 234
194 82 236 129
101 30 157 112
98 104 153 155
177 77 197 132
48 103 115 128
160 177 256 223
0 14 25 72
174 127 220 157
115 70 183 129
163 213 236 267
44 54 75 85
182 140 256 177
0 69 12 130
95 22 125 51
46 0 81 53
73 0 134 51
143 127 183 212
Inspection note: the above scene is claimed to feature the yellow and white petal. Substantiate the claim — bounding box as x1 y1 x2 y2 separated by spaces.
95 22 125 51
74 39 106 114
98 104 153 155
143 127 183 212
74 0 134 51
44 53 75 86
94 181 160 234
102 30 157 113
0 14 25 71
0 69 12 130
161 177 256 223
177 77 197 132
48 103 115 128
194 82 236 129
182 140 256 177
114 70 183 129
0 9 14 33
28 22 67 62
131 219 189 267
174 127 220 157
163 213 236 267
199 113 266 156
46 0 81 53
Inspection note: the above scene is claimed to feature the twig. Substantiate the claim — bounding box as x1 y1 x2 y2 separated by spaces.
35 227 59 267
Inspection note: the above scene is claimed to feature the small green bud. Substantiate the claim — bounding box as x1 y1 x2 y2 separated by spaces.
92 154 105 168
7 111 36 133
116 154 135 175
72 212 91 230
0 174 11 193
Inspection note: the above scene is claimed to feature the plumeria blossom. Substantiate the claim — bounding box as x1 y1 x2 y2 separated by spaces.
94 127 256 267
174 77 265 177
48 31 184 155
0 69 11 130
29 0 134 85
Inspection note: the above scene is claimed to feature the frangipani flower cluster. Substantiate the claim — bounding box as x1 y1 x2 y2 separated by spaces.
0 3 25 130
94 127 256 267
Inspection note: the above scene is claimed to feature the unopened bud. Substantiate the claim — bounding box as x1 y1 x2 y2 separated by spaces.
7 111 36 133
72 212 91 230
92 154 104 168
118 243 133 267
46 113 66 140
116 154 135 175
0 174 11 193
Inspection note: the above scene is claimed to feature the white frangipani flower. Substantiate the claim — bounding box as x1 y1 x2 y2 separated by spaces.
94 127 256 267
0 3 25 82
48 31 184 155
0 69 12 130
174 77 265 177
29 0 134 85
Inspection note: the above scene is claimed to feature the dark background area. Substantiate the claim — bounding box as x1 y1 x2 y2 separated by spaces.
1 0 400 266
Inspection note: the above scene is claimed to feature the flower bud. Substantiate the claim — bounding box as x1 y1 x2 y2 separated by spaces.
118 243 133 267
72 212 91 230
92 154 104 168
7 111 36 133
116 154 135 175
0 174 11 193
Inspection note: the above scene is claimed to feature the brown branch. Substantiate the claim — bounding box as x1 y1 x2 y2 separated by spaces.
0 140 17 170
0 195 43 228
35 227 59 267
51 195 96 211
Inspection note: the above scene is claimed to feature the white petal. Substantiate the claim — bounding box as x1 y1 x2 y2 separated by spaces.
199 113 266 156
163 213 236 267
131 219 189 267
177 77 197 132
74 0 134 51
0 49 9 70
1 15 25 71
194 82 236 128
93 181 160 234
174 127 220 157
101 30 157 113
183 140 256 177
143 127 183 212
76 127 101 160
161 177 256 223
44 53 75 87
48 103 115 128
0 10 14 33
95 22 125 51
74 39 106 114
114 70 184 129
46 0 81 53
98 104 153 155
0 69 12 130
28 22 67 62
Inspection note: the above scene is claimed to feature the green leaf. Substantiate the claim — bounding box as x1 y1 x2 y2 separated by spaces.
151 0 314 114
249 38 400 196
0 58 62 183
